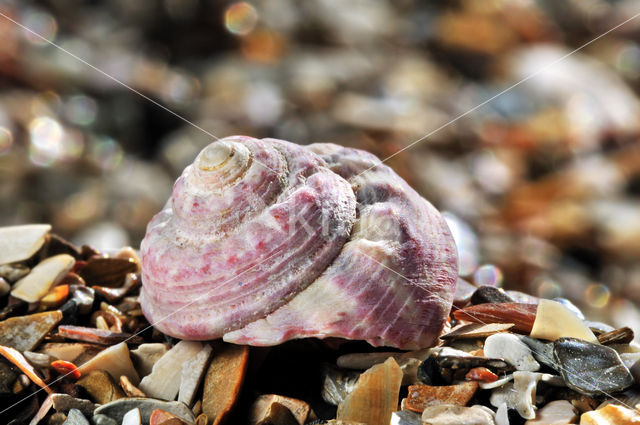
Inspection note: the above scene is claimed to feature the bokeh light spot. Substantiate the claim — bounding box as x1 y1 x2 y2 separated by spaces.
473 264 504 287
585 283 610 308
23 9 58 46
225 2 258 36
28 116 64 166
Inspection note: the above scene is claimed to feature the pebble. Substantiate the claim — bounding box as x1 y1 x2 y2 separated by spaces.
91 414 117 425
122 408 141 425
130 343 169 377
49 412 68 425
0 310 62 351
597 327 634 345
518 336 557 371
390 410 422 425
178 343 213 406
11 254 75 303
139 340 203 401
484 333 540 372
202 343 249 425
322 365 360 405
337 357 403 425
76 370 125 404
78 257 137 288
120 375 146 398
93 398 196 424
404 382 478 413
553 337 634 396
0 277 9 296
471 286 515 305
49 393 98 418
69 286 95 315
0 264 30 283
0 224 51 265
252 402 299 425
76 341 139 384
250 394 312 425
57 325 139 345
420 404 496 425
62 409 89 425
524 400 578 425
530 300 597 343
579 403 640 424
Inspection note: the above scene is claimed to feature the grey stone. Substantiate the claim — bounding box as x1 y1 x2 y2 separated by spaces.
554 337 634 396
50 393 99 418
518 336 557 371
93 398 195 424
178 343 213 406
62 409 89 425
90 414 117 425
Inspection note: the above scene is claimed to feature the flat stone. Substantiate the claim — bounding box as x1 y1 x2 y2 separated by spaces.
404 382 478 413
120 375 146 398
421 404 495 425
62 409 89 425
250 394 312 425
470 286 515 305
76 370 125 404
0 224 51 265
178 343 213 406
525 400 578 425
39 342 104 363
440 323 515 341
597 327 634 345
76 341 139 384
130 343 169 377
337 357 403 425
11 254 75 303
94 398 195 424
580 404 640 424
50 393 99 418
530 300 597 343
484 333 540 372
0 310 63 352
122 408 141 425
554 337 634 396
202 343 250 425
139 340 203 401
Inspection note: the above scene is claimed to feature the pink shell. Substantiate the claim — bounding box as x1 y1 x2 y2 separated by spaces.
140 136 458 349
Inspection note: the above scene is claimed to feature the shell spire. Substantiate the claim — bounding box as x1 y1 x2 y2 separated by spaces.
140 136 457 349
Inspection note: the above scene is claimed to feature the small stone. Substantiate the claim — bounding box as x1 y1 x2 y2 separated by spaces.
490 371 564 420
250 395 311 425
484 333 540 372
0 277 9 296
420 404 495 425
580 404 640 424
49 412 68 425
404 381 478 413
130 343 170 377
554 337 634 396
78 257 137 288
253 402 299 425
322 365 360 405
470 286 515 305
11 254 75 303
69 286 94 315
0 360 17 394
597 327 634 345
76 342 139 384
93 398 195 424
150 409 189 425
76 370 125 404
525 400 578 425
0 264 30 283
120 375 146 398
465 367 498 383
57 325 139 345
0 310 63 351
337 357 403 425
178 343 213 406
0 224 51 265
122 408 141 425
49 393 98 418
453 302 537 334
530 300 597 343
0 344 52 394
440 323 515 341
202 343 249 425
91 414 118 425
39 342 103 363
23 351 52 368
62 409 89 425
139 340 203 401
390 410 422 425
518 336 558 370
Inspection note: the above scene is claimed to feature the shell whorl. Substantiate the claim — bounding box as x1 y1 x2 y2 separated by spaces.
140 136 458 349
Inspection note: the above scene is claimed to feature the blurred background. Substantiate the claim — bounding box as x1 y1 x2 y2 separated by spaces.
1 0 640 327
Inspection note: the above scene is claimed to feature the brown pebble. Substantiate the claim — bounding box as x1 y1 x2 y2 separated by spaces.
597 327 635 345
78 257 137 288
77 370 125 404
120 375 146 398
150 409 189 425
202 343 250 425
47 411 67 425
404 381 479 413
250 394 312 425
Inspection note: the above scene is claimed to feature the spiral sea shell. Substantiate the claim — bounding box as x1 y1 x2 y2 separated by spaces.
140 136 457 349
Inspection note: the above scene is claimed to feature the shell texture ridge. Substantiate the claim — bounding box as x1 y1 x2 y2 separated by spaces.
140 136 458 349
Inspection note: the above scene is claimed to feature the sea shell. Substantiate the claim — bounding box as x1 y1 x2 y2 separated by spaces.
140 136 457 349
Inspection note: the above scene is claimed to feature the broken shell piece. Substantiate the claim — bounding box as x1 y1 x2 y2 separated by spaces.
40 285 70 309
139 340 203 401
465 367 498 383
39 342 103 363
490 371 564 420
51 360 81 379
390 410 421 425
0 310 62 351
23 351 52 368
336 357 403 425
253 402 299 425
597 327 634 345
49 393 98 417
94 398 196 424
484 333 540 372
77 370 125 404
202 343 249 425
322 365 360 406
250 394 312 425
580 403 640 424
421 404 495 425
92 274 140 304
69 286 95 315
78 257 137 288
525 400 578 425
57 325 139 345
122 408 142 425
440 323 515 341
120 375 146 398
453 303 537 334
178 343 213 406
0 344 53 394
404 382 478 413
76 341 139 384
0 263 30 283
530 299 597 343
11 254 75 303
130 343 169 378
0 224 51 265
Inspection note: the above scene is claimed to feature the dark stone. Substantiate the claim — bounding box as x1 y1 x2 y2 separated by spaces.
78 258 137 288
0 360 17 395
59 299 79 325
46 234 81 259
553 337 634 396
518 335 558 371
470 286 514 305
